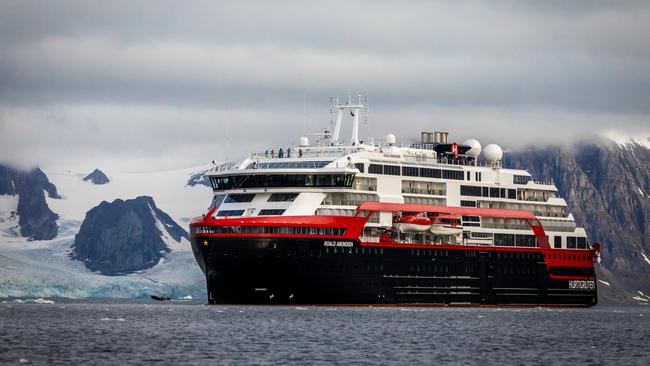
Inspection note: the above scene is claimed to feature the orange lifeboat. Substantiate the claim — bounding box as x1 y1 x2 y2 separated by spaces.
393 214 432 233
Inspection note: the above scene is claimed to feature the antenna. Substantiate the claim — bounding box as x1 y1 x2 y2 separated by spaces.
303 94 307 135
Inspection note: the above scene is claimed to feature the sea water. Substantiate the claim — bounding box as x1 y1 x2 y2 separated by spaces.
1 300 648 365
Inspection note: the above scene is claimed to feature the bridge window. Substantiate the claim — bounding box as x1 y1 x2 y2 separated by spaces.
210 173 355 190
554 236 562 249
268 193 299 202
216 210 245 217
224 194 255 203
577 237 587 249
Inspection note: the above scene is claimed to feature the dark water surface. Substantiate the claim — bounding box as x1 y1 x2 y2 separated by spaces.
1 300 649 365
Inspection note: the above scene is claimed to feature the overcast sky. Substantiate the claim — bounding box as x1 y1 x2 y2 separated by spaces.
1 1 649 172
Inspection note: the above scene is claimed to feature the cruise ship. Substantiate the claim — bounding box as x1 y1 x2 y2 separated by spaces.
190 96 599 306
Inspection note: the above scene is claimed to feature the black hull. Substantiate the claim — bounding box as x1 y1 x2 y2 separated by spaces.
191 237 597 307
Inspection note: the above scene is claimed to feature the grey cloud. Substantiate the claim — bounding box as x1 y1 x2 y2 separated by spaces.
0 1 649 171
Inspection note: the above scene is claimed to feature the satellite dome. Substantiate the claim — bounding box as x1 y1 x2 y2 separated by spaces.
483 144 503 163
386 134 396 146
299 136 309 147
462 139 482 158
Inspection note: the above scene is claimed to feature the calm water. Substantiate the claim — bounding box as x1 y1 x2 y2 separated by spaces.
1 300 649 365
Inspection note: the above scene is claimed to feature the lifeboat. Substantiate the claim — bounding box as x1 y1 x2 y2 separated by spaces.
430 214 463 236
393 214 432 233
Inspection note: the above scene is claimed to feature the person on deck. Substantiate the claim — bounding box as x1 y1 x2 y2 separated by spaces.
287 148 291 158
298 148 303 158
271 149 275 159
278 148 284 158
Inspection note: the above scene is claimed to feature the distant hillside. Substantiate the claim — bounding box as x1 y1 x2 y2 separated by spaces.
0 165 59 240
71 196 189 275
505 139 650 303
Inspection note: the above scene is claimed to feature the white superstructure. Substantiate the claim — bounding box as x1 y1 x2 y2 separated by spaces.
206 97 589 251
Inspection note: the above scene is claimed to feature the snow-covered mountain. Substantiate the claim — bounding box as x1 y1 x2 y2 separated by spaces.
0 165 213 299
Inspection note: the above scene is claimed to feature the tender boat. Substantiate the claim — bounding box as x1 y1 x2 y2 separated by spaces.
430 214 463 236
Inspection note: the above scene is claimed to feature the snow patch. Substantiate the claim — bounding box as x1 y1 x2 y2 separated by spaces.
598 280 610 286
632 296 649 302
603 132 650 150
639 188 646 197
642 252 650 266
150 204 190 253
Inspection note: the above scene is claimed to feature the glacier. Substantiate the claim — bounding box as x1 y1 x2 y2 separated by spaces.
0 166 213 299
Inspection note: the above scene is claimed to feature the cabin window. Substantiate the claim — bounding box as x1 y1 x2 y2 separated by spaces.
494 233 515 246
460 185 482 197
577 237 587 249
567 237 577 249
368 164 383 174
554 236 562 249
420 168 442 178
402 166 419 177
513 175 531 184
354 163 365 173
383 165 401 176
460 200 476 207
442 170 464 180
258 209 285 216
467 171 471 181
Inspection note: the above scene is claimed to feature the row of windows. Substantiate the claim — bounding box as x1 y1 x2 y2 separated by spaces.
494 233 539 247
324 246 384 255
545 253 593 261
554 236 588 249
191 226 347 236
210 174 355 190
460 185 517 199
247 160 332 169
367 164 465 180
411 263 451 274
549 267 595 276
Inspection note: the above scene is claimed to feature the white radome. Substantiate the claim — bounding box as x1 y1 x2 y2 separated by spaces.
483 144 503 163
299 136 309 147
462 139 482 158
386 134 396 146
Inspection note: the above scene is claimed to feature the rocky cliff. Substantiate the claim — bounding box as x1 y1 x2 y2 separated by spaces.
83 168 110 185
505 139 650 303
0 164 59 240
71 196 189 275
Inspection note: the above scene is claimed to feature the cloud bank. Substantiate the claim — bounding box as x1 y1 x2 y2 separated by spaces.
1 1 649 171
